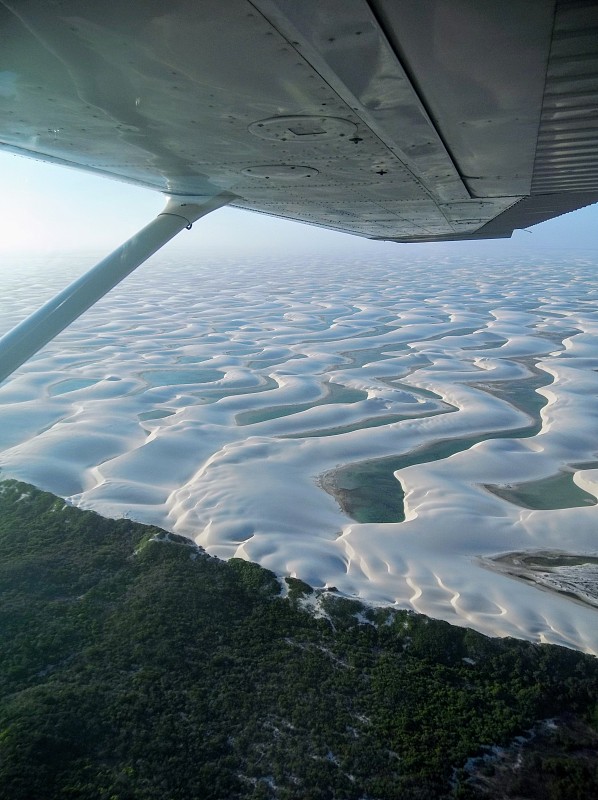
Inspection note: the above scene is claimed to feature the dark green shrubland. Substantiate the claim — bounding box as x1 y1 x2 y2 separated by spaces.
0 480 596 799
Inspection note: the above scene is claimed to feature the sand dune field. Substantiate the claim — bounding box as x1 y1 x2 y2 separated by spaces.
1 253 597 652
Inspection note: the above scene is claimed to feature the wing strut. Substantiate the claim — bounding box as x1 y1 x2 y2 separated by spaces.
0 194 231 384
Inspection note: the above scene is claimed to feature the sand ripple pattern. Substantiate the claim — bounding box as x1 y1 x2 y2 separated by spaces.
1 254 598 653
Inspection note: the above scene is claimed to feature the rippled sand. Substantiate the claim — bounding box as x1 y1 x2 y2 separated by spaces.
1 253 597 652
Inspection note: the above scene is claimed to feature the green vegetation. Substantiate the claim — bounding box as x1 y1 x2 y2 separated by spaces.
0 479 597 799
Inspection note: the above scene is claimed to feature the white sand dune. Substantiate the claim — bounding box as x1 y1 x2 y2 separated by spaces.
1 254 598 653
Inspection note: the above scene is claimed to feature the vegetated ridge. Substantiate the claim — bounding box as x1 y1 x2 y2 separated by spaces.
0 479 596 800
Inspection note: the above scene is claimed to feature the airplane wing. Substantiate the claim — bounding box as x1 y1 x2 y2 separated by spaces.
1 0 597 243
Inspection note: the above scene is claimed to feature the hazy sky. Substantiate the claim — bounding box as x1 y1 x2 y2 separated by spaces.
1 150 597 261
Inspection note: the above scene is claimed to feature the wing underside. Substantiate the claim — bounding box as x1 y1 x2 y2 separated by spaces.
1 0 597 242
